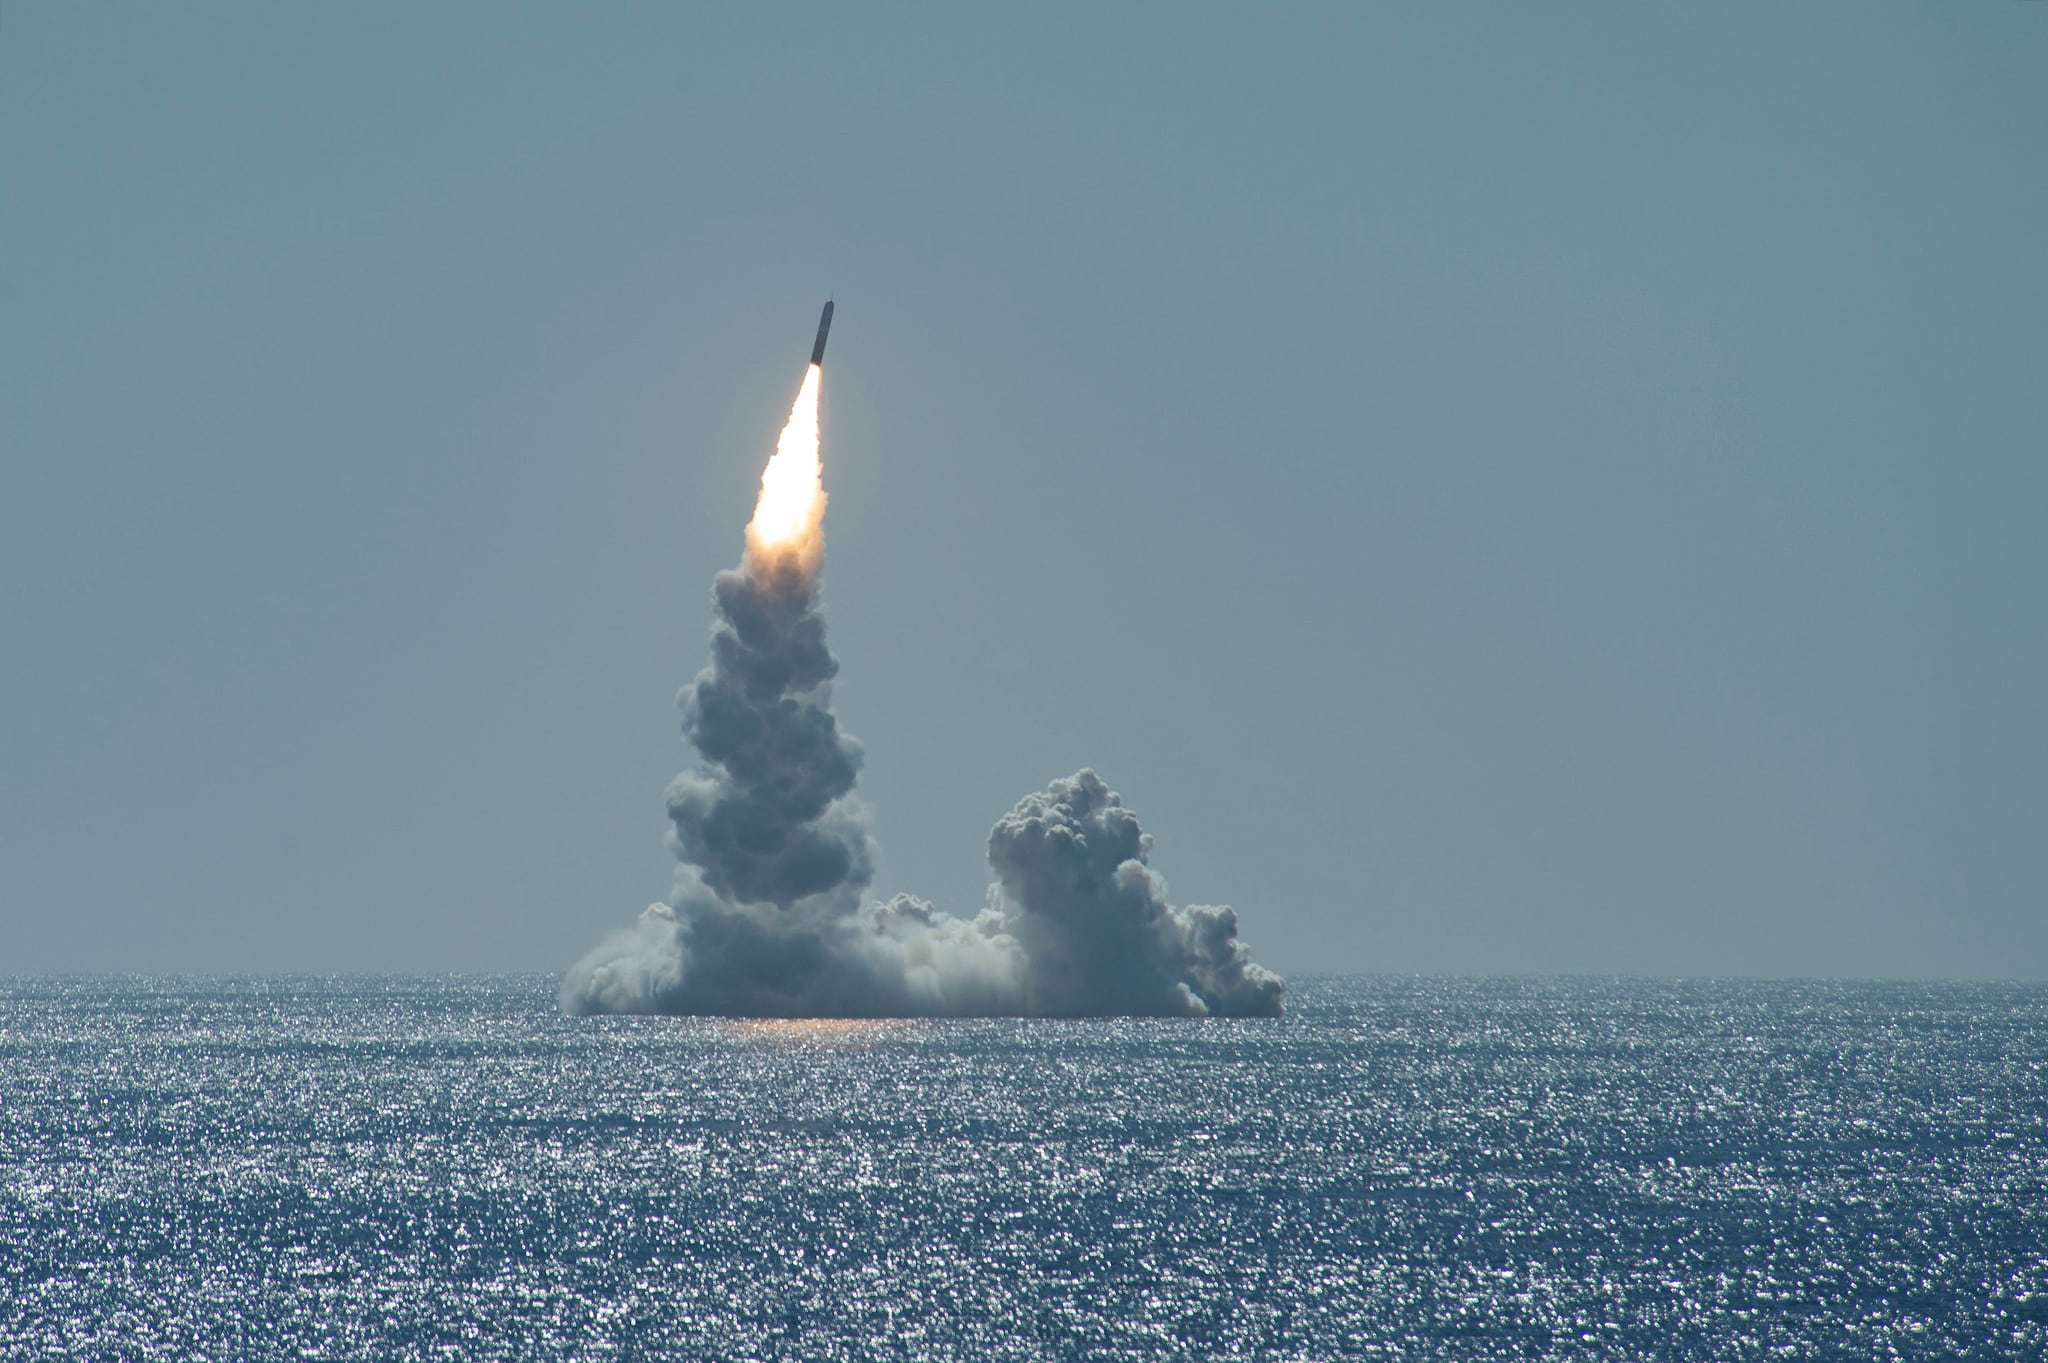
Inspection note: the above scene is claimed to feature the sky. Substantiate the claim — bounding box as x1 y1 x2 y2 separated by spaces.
3 4 2043 979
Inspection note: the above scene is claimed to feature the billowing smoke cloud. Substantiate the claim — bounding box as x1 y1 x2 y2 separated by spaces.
559 357 1281 1019
670 555 871 912
560 551 1282 1019
985 771 1283 1017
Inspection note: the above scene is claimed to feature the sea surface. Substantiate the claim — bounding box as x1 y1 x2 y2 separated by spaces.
2 976 2044 1360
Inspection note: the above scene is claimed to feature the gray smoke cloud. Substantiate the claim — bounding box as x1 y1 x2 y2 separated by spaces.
559 548 1282 1019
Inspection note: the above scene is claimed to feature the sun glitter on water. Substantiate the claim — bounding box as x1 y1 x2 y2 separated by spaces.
745 362 825 569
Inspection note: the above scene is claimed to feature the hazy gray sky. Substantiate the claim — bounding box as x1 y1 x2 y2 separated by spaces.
4 5 2042 978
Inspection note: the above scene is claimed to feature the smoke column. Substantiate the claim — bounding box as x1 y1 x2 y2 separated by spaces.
560 354 1282 1018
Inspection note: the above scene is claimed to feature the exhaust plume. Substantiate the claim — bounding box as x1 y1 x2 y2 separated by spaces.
560 344 1282 1018
745 363 826 571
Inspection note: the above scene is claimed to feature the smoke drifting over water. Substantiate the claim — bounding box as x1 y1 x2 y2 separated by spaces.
560 357 1281 1018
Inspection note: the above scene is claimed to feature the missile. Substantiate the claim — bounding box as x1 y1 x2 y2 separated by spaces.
809 299 834 367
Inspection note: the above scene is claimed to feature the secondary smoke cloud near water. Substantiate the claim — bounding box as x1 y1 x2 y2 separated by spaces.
560 344 1283 1018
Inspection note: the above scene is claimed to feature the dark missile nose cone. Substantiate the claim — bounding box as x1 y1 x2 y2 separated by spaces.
810 300 834 367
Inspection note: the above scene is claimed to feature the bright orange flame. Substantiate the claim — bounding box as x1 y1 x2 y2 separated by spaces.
745 363 825 570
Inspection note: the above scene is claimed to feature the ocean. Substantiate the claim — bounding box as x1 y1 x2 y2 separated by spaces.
3 975 2043 1360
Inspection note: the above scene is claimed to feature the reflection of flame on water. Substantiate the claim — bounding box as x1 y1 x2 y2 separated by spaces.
721 1017 910 1048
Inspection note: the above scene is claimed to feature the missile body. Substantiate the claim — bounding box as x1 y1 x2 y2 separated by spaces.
809 300 834 367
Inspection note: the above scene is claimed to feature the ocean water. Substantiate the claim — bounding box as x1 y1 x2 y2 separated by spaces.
2 977 2044 1361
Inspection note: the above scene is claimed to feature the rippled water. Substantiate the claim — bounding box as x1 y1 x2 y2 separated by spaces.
3 976 2044 1360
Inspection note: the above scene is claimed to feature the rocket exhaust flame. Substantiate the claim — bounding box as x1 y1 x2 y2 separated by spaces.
560 304 1283 1019
744 363 825 570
